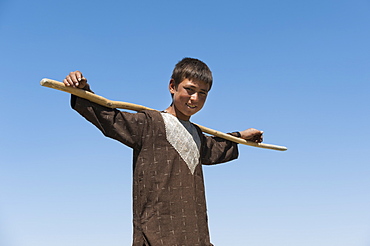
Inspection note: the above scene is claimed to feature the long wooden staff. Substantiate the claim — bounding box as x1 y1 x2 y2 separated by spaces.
40 78 287 151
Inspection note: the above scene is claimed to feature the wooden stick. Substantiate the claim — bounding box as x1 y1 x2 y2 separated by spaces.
40 78 287 151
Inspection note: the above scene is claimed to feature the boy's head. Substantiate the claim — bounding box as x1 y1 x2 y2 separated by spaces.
171 57 213 91
166 58 212 120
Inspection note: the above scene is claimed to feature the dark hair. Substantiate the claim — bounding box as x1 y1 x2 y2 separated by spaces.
171 57 213 90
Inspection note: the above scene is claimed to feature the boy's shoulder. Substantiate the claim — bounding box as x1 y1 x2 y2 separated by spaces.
137 110 165 125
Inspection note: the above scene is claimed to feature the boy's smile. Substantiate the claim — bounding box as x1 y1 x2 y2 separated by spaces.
166 79 210 121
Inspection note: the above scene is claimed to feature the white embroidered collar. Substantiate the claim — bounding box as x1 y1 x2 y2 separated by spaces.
161 112 200 175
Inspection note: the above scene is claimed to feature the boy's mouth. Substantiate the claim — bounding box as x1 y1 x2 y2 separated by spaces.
186 103 196 109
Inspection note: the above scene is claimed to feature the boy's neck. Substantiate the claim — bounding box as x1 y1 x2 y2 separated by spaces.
165 105 191 121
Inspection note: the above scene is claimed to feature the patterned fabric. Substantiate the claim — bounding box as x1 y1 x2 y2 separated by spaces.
71 95 239 246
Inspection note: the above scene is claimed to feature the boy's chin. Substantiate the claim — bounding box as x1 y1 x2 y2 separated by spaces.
186 111 201 118
177 110 197 120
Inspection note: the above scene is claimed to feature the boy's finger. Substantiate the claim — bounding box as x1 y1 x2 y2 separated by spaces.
73 73 83 87
74 71 83 81
70 72 78 82
68 76 77 87
65 77 72 86
77 73 84 82
63 78 70 86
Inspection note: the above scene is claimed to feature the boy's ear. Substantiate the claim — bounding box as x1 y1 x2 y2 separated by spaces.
169 79 176 94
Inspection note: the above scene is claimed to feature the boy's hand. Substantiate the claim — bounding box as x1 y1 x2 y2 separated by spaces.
63 71 88 89
239 128 263 143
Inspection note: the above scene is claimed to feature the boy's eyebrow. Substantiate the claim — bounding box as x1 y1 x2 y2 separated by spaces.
191 87 208 93
186 84 209 92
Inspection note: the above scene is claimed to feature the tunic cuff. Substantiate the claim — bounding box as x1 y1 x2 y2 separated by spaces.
229 131 241 138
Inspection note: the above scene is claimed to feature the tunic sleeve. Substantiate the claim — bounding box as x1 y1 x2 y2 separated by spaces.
198 129 239 165
71 95 145 150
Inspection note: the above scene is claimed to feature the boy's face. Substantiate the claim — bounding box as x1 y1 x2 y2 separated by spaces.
169 78 210 121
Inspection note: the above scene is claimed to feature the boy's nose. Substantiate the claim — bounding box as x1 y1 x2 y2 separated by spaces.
190 92 199 101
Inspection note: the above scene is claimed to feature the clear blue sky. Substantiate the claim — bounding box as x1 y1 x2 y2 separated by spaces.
1 0 370 245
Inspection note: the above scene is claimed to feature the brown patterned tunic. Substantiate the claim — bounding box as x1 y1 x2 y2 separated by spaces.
71 95 239 246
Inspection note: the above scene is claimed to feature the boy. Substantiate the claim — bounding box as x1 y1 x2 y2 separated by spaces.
63 58 263 245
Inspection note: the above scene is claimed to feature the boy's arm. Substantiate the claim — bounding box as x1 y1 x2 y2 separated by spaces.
200 128 263 165
65 71 145 150
200 133 239 165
